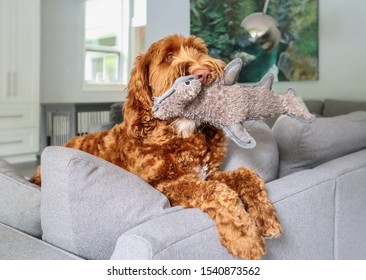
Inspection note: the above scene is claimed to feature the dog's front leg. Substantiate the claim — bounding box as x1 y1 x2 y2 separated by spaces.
208 167 282 239
156 177 265 259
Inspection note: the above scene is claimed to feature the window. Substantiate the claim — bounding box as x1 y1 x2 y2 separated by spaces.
84 0 130 90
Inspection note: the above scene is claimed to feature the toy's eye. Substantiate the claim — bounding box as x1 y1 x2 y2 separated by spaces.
165 52 174 62
184 81 191 86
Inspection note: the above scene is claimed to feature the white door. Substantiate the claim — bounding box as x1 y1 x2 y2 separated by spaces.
11 0 39 103
0 0 12 102
0 0 39 103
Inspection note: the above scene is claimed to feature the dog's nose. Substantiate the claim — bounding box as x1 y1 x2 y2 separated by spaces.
193 69 212 85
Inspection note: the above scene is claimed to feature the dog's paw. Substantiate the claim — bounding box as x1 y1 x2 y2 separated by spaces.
262 223 282 239
216 211 266 260
256 209 282 239
227 229 266 260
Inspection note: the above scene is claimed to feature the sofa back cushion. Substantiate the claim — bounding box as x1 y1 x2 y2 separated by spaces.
110 102 124 125
0 159 42 238
40 146 170 260
273 111 366 177
322 99 366 117
222 120 279 182
303 99 324 116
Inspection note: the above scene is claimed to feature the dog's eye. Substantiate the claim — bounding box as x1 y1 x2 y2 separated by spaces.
165 52 174 62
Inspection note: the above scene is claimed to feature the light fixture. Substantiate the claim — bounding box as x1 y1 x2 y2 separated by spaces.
240 0 280 51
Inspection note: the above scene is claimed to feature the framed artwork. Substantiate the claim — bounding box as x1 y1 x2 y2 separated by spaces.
190 0 319 82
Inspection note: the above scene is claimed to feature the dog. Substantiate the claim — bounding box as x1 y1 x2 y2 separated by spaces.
30 34 281 259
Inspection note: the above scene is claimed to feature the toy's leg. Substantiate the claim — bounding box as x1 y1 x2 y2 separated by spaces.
222 124 256 149
208 167 282 239
156 177 265 259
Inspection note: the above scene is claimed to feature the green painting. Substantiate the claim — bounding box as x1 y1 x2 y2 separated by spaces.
190 0 318 82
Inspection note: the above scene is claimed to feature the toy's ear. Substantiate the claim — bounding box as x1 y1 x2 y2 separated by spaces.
223 58 242 85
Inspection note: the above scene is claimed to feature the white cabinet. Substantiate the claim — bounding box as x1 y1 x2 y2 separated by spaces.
0 0 40 163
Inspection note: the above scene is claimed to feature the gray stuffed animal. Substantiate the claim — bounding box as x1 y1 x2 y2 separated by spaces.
153 58 315 148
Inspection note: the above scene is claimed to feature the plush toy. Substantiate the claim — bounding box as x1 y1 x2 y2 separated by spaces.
153 58 315 148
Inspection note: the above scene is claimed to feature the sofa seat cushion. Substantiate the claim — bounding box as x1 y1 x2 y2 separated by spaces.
40 146 171 260
0 158 42 238
222 120 279 182
0 222 80 260
273 111 366 177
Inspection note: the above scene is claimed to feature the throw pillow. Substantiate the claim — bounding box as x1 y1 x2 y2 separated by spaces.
222 120 279 182
272 111 366 177
0 158 42 238
40 146 171 260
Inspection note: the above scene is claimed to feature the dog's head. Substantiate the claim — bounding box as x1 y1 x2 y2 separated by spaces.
124 34 225 138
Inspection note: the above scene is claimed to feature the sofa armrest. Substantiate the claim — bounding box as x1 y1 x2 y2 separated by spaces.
264 169 336 259
110 207 236 260
313 149 366 259
111 170 337 260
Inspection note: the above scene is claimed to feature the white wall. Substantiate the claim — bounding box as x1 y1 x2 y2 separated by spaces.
41 0 366 103
146 0 190 46
146 0 366 102
41 0 126 103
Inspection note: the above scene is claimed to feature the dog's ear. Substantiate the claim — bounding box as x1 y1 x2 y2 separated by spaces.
123 54 156 138
127 55 153 108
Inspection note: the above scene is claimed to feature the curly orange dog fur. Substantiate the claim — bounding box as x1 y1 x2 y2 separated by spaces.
30 34 281 259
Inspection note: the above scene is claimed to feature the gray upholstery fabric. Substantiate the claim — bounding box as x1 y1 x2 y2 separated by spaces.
314 149 366 259
40 146 171 260
273 112 366 177
110 150 366 260
0 222 80 260
110 102 124 125
323 99 366 117
0 158 42 238
264 169 335 259
304 99 324 116
222 120 279 182
111 208 236 260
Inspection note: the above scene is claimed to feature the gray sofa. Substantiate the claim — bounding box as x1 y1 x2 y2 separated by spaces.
1 99 366 260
